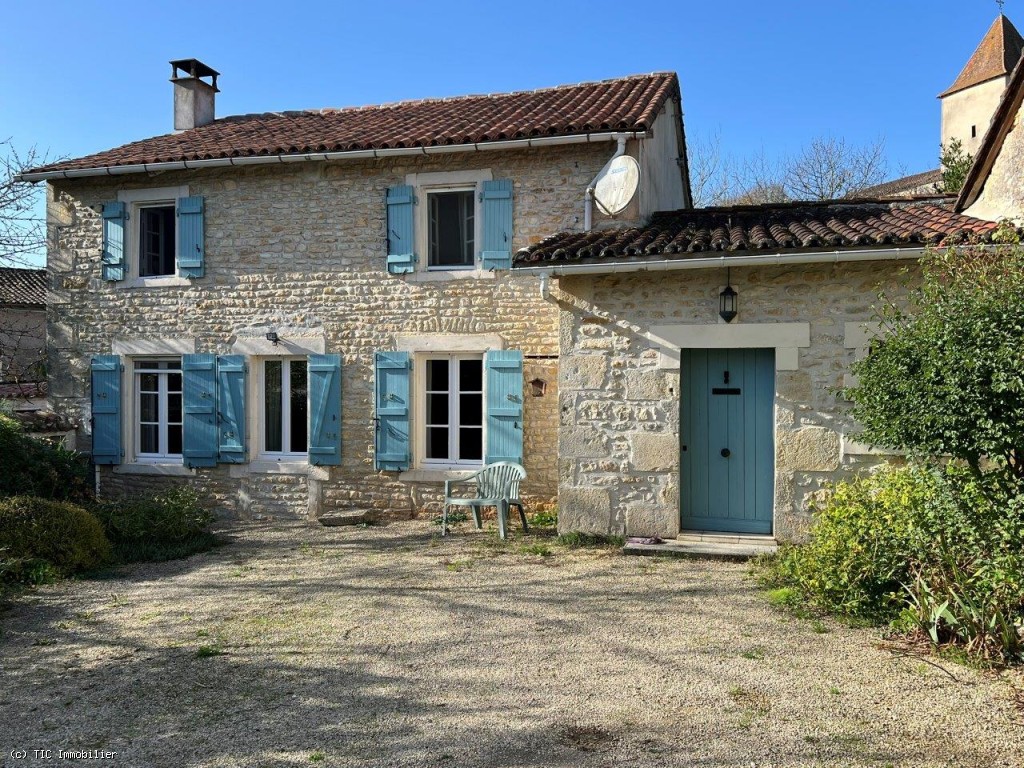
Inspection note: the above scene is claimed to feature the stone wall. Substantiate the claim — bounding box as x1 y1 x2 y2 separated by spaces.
555 261 915 542
964 85 1024 222
47 144 617 521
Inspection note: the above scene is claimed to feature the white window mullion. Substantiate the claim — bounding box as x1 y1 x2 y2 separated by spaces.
158 373 168 456
449 355 460 462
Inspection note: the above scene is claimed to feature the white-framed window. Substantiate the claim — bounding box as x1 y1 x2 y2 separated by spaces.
133 358 183 461
259 358 308 458
427 189 475 268
420 354 484 467
407 169 491 275
117 186 189 285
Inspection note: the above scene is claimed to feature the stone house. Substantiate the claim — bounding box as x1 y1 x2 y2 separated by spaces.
20 62 689 520
515 200 1001 542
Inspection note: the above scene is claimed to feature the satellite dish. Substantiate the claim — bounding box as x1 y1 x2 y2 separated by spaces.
593 154 640 215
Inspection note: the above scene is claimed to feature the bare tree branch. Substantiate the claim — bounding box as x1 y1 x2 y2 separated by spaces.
687 132 892 207
784 136 890 200
0 139 48 267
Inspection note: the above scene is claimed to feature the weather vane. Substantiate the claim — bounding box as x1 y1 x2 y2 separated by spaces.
998 0 1005 12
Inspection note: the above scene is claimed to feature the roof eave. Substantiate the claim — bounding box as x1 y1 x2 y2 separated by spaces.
17 130 652 183
512 245 934 277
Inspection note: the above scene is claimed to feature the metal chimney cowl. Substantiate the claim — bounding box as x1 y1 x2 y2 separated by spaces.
170 59 219 132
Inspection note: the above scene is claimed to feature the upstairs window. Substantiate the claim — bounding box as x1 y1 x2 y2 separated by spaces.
139 205 176 277
428 190 475 268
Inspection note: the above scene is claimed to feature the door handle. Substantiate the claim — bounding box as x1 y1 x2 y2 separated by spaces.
721 448 731 458
681 445 688 452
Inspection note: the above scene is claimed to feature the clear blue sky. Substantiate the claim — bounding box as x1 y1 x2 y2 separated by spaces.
2 0 1013 266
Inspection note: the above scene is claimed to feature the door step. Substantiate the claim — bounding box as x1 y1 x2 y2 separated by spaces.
319 509 371 527
624 533 777 560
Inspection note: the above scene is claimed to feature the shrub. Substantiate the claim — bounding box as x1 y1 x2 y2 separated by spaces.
758 464 1024 663
763 465 935 620
0 415 92 503
846 243 1024 488
92 487 217 563
0 496 111 581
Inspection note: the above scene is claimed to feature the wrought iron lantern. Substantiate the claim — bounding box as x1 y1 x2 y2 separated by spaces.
719 271 738 323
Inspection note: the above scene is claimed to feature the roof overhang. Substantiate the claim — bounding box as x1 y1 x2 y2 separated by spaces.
512 245 932 277
16 130 649 183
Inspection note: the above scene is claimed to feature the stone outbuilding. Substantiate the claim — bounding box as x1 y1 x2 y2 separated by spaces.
515 199 1001 541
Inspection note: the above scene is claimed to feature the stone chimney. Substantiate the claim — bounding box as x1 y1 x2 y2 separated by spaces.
170 59 219 131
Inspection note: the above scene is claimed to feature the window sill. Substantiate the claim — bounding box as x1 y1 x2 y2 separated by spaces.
405 269 496 283
113 463 195 477
247 460 310 474
400 468 480 483
117 276 193 290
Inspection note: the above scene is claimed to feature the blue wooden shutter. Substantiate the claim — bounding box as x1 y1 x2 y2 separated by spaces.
308 354 342 466
386 186 416 274
182 354 218 468
91 355 122 465
177 196 205 278
480 179 513 270
484 350 523 464
216 355 246 463
101 202 126 282
374 351 410 470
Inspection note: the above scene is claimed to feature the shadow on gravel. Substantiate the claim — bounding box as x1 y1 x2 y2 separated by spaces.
0 519 1014 767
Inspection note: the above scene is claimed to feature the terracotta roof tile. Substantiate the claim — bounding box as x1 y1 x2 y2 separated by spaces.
941 15 1024 97
29 73 678 175
0 268 46 306
514 199 1001 267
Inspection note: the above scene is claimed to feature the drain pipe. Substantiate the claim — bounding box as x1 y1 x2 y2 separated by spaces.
584 134 629 232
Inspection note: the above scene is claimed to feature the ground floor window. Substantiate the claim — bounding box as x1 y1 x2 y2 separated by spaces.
262 358 308 456
134 359 182 460
423 355 483 466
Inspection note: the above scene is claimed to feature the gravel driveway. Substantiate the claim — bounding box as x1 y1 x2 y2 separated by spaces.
1 520 1022 768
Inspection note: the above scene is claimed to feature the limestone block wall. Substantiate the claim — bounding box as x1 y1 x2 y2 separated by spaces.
46 144 609 520
555 261 916 541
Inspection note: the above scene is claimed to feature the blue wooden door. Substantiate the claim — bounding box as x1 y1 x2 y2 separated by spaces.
680 348 774 534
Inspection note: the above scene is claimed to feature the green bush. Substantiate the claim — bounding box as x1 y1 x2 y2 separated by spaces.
92 487 217 562
0 415 92 503
763 466 935 620
0 496 111 581
846 243 1024 487
758 464 1024 663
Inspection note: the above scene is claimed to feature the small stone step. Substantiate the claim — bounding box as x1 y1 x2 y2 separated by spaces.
623 537 777 561
319 510 371 527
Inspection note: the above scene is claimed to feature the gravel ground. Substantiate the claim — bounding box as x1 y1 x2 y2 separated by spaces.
1 519 1022 768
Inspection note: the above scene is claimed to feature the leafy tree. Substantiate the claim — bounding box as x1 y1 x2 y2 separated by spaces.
940 138 974 194
846 234 1024 486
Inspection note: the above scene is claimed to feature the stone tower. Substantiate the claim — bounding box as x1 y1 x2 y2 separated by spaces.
940 14 1024 156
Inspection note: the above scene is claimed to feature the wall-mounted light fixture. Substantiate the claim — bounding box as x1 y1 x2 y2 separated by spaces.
265 331 280 345
529 378 547 397
719 268 738 323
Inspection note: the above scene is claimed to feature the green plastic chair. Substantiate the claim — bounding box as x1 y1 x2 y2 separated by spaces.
442 461 528 539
